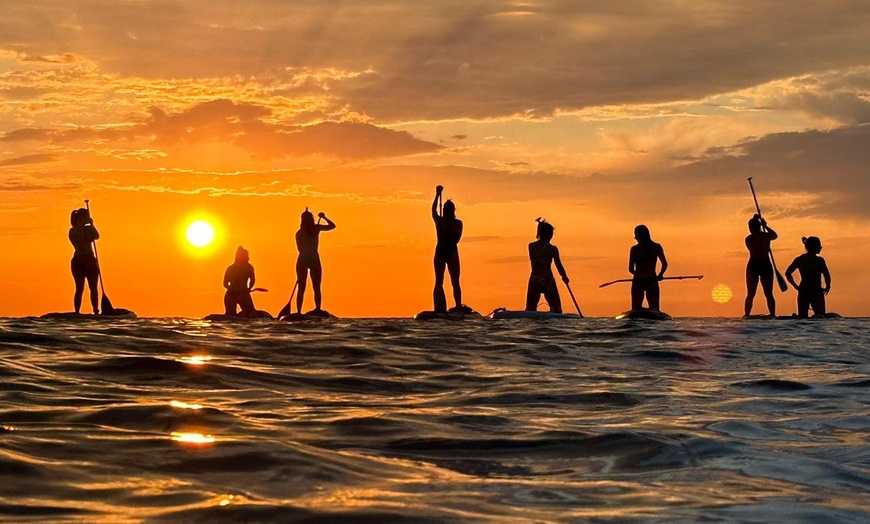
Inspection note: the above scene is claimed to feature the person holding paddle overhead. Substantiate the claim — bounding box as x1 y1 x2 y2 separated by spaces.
785 236 832 318
223 246 258 316
744 214 779 317
628 225 668 311
68 207 100 314
526 218 569 313
294 208 336 314
432 185 465 313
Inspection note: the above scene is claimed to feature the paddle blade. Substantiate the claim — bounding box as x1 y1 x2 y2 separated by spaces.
101 293 115 315
276 301 293 320
775 271 788 292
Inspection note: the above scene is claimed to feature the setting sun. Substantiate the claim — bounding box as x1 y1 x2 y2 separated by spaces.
186 220 215 248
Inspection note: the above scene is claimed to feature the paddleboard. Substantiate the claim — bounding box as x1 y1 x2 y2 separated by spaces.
615 308 672 321
40 309 137 320
278 309 335 322
203 310 274 321
487 308 582 320
414 306 481 320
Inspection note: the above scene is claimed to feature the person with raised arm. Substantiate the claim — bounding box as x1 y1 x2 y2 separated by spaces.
68 208 100 314
432 185 464 312
526 218 569 313
744 214 779 317
295 208 336 314
628 225 668 311
785 236 831 318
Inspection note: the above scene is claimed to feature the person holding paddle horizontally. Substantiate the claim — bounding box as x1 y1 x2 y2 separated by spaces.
744 214 779 317
628 224 668 311
68 207 100 314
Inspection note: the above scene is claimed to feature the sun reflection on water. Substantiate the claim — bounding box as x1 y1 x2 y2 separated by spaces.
170 400 203 410
177 355 212 366
170 432 216 444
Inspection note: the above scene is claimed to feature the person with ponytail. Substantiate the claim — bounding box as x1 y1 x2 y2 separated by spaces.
223 246 257 316
744 214 779 317
526 218 569 313
785 236 831 318
295 208 336 314
628 224 668 311
68 207 100 314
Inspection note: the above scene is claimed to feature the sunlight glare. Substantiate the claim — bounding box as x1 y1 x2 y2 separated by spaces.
185 220 215 248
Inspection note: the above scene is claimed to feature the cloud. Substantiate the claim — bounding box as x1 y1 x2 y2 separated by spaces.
3 1 868 121
0 154 56 167
2 99 442 160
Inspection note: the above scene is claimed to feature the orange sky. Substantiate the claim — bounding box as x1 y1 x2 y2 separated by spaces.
1 1 869 317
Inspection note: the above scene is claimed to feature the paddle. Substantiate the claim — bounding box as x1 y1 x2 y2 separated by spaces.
565 281 584 317
251 287 269 292
598 275 704 288
748 177 788 292
84 200 115 315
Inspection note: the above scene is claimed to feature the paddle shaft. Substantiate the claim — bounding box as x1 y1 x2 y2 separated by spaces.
565 282 583 318
747 178 788 292
598 275 704 288
84 200 107 297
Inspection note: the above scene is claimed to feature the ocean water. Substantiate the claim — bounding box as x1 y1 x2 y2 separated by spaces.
1 316 869 523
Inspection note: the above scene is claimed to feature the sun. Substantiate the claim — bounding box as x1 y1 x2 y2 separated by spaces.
186 220 216 248
711 284 733 304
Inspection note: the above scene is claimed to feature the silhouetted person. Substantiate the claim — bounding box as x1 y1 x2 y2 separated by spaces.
744 214 778 317
432 185 463 312
69 208 100 314
785 236 831 318
628 224 668 310
295 209 336 314
526 219 569 312
223 246 257 316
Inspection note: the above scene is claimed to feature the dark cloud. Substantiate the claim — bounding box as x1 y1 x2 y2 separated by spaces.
3 1 868 121
0 154 56 167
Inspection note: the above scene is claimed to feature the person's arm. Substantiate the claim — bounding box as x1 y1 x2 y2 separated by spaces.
455 219 463 243
317 212 336 231
432 186 443 222
657 244 668 279
248 266 256 291
87 224 100 242
785 258 799 290
821 259 831 294
223 267 232 290
628 246 637 276
552 246 569 283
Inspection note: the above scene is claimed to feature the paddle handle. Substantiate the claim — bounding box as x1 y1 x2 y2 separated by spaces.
84 200 107 297
747 178 788 292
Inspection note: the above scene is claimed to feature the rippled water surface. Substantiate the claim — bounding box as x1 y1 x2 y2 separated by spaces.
1 316 869 522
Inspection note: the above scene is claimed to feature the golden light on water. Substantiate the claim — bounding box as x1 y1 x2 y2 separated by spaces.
170 400 203 410
170 432 216 444
711 284 733 304
177 355 212 366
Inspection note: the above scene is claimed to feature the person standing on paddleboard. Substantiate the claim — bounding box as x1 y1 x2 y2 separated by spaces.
223 246 257 316
69 208 100 314
628 225 668 311
526 219 569 313
744 214 779 317
785 236 831 318
432 185 465 313
295 208 336 314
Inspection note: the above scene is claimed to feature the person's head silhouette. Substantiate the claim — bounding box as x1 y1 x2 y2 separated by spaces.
235 246 249 264
634 224 651 243
443 200 456 218
535 218 554 242
802 236 822 254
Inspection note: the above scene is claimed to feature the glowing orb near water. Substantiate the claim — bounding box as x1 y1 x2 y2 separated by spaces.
185 220 215 247
711 284 733 304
